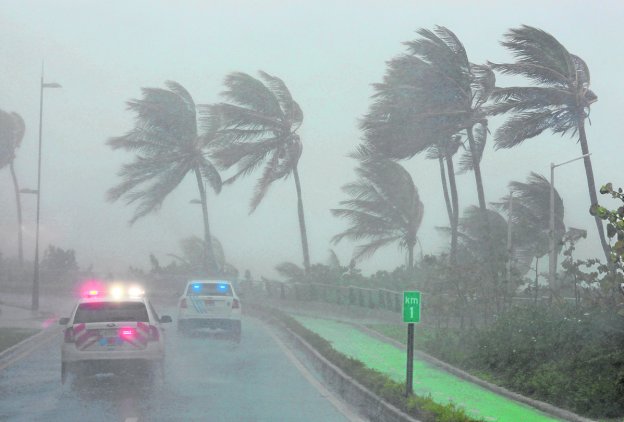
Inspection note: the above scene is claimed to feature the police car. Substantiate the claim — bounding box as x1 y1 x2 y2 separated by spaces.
59 284 172 383
177 280 242 340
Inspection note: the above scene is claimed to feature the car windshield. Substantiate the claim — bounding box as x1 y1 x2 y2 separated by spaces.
186 283 232 297
73 302 149 323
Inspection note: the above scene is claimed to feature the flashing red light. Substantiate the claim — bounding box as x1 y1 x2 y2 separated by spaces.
232 299 240 309
119 327 136 340
77 279 106 299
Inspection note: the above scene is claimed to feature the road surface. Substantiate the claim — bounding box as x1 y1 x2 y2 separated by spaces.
0 311 357 422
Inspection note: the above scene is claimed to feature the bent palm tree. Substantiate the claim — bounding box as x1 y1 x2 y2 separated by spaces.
0 110 26 266
331 157 424 271
208 71 310 272
426 136 461 265
362 26 494 221
492 172 565 295
488 25 607 263
108 81 221 273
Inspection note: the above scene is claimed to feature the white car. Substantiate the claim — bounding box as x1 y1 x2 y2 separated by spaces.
59 287 171 383
177 280 242 340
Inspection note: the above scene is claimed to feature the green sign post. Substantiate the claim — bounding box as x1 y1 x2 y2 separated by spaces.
403 291 421 396
403 291 421 323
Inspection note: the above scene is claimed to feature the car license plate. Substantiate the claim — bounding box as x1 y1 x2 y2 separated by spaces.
101 329 118 337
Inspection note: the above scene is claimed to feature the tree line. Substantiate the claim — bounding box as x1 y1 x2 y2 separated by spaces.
0 25 612 303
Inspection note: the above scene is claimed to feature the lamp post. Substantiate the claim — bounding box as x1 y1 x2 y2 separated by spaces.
506 191 514 297
548 154 591 295
32 65 61 311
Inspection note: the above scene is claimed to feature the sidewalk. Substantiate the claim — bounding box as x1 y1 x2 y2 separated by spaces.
294 315 566 422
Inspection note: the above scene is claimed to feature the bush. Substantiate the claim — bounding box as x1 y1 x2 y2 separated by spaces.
471 304 624 418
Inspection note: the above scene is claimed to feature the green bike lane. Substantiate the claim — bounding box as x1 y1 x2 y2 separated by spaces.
294 315 561 422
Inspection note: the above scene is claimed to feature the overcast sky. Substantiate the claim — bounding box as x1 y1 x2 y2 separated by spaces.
1 0 623 280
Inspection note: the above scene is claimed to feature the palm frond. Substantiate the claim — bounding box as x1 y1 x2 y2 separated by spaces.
459 122 487 173
258 70 303 129
353 236 402 261
494 109 575 149
275 261 305 280
222 72 284 120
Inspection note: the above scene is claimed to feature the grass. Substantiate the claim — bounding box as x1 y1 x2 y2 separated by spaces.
0 327 40 353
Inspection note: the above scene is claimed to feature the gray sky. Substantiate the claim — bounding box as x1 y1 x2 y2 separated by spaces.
1 0 623 279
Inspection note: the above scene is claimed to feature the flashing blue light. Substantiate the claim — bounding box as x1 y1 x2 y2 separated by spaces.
193 284 201 291
218 284 228 291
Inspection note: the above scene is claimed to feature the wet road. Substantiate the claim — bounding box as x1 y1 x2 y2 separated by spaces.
0 312 354 422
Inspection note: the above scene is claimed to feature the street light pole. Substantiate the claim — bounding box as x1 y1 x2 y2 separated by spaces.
31 63 61 311
548 154 591 297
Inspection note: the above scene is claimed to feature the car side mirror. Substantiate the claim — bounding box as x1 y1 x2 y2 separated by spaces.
59 317 70 325
159 315 172 323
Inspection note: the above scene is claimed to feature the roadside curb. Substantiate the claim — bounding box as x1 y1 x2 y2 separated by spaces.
248 307 421 422
350 322 595 422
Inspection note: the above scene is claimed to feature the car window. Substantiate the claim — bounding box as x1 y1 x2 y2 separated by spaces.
186 283 233 297
73 302 149 323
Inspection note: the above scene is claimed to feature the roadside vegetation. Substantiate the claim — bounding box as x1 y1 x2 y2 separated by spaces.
0 327 39 353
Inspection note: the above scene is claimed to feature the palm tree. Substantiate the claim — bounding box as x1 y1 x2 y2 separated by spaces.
0 110 26 266
107 81 222 273
168 236 238 277
492 172 565 297
426 136 462 265
208 71 310 272
488 25 607 263
331 157 424 271
361 26 495 222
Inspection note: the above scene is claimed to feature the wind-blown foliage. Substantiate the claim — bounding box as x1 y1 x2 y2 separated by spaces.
361 26 494 218
331 156 424 270
0 110 26 265
208 71 310 272
107 81 222 273
488 25 608 264
493 172 566 277
167 236 238 277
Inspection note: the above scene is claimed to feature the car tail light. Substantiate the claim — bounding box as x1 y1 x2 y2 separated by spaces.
180 298 187 309
148 325 159 341
64 327 75 343
232 299 240 309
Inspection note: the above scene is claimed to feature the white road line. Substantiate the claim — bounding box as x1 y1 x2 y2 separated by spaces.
264 324 366 422
0 331 58 371
124 418 139 422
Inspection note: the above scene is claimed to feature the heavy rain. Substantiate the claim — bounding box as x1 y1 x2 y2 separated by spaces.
1 1 623 421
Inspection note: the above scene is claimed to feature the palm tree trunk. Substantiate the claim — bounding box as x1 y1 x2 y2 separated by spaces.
466 128 488 215
438 157 453 227
407 244 414 272
445 153 459 266
293 166 311 273
578 119 611 264
10 161 24 267
194 168 218 274
534 257 539 304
